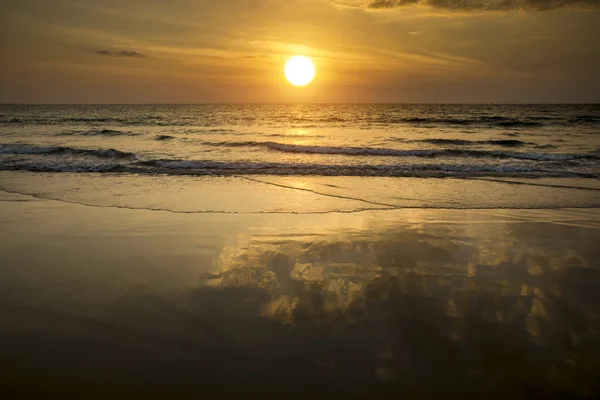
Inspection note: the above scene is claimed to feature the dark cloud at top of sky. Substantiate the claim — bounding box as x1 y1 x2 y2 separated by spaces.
368 0 600 11
96 50 151 58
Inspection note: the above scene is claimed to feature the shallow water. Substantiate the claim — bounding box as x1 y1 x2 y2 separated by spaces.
1 171 600 212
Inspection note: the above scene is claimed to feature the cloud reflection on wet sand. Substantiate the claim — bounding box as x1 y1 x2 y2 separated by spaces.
192 213 600 397
1 205 599 398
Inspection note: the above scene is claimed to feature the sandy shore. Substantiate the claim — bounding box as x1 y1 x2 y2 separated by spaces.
1 172 599 398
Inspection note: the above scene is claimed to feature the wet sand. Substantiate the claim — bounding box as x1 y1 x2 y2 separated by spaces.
1 172 600 398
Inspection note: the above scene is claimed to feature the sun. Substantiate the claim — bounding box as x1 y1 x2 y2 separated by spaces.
285 56 315 87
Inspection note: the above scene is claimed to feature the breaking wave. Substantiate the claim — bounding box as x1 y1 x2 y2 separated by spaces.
0 144 136 159
196 140 597 161
2 158 588 178
2 142 597 168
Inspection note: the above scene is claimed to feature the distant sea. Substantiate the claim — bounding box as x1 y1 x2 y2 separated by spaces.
1 104 599 180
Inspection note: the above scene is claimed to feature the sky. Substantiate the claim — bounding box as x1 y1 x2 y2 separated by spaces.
1 0 599 103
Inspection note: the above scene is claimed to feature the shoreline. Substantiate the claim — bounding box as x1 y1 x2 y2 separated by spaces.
1 171 599 213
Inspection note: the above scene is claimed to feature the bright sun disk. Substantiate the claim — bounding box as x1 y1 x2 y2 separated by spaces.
285 56 315 87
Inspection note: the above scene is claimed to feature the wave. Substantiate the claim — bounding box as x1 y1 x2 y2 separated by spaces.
198 140 596 161
0 162 125 173
205 128 235 133
0 144 136 159
383 116 544 127
496 121 543 128
1 117 23 124
569 115 600 124
155 135 175 141
266 143 593 161
416 139 473 146
2 140 596 178
401 117 470 125
3 158 589 178
2 117 134 125
3 113 597 128
140 159 540 174
479 139 529 147
61 129 141 137
417 139 527 147
0 116 193 127
2 142 597 164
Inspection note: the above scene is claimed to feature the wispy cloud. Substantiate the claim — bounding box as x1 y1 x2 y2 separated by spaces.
96 50 151 58
367 0 600 12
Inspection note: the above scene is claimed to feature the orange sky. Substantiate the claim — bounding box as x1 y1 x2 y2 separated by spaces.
1 0 599 103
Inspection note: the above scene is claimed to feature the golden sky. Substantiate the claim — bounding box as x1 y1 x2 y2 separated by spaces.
1 0 599 103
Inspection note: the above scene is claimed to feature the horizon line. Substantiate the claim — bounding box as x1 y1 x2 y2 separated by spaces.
1 102 599 106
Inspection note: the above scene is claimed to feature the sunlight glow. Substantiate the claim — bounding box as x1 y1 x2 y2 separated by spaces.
284 56 315 87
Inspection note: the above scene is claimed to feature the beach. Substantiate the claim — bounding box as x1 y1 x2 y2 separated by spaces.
2 0 600 393
1 170 599 398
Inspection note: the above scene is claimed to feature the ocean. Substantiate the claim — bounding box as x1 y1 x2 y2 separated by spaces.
1 104 599 179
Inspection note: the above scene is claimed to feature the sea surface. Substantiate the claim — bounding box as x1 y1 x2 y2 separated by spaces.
1 104 599 179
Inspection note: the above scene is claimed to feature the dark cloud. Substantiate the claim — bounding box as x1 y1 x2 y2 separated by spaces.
368 0 600 11
239 55 268 59
96 50 151 58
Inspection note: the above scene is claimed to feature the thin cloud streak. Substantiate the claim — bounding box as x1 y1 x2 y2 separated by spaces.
367 0 600 12
96 50 152 58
